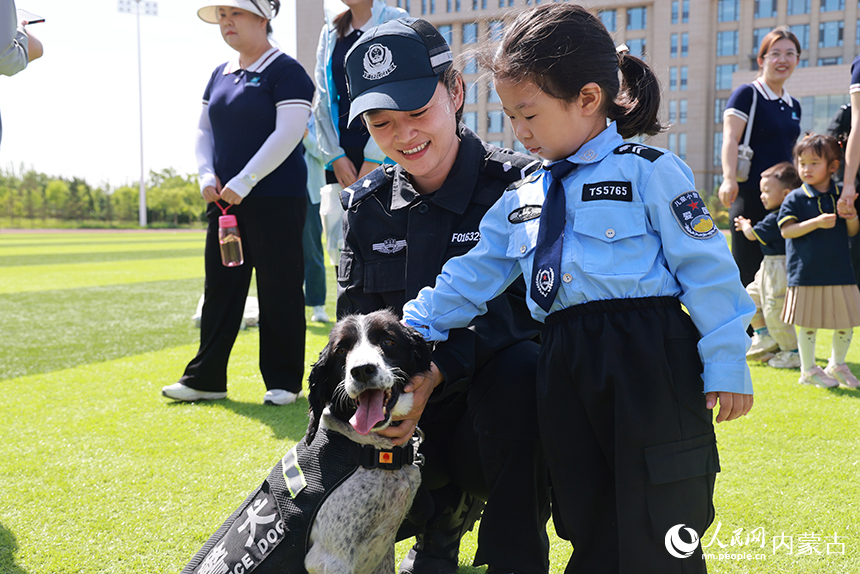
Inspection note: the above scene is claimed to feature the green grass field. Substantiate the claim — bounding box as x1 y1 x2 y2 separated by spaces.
0 230 858 574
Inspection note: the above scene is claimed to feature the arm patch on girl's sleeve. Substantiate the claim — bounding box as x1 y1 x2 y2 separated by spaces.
670 191 719 239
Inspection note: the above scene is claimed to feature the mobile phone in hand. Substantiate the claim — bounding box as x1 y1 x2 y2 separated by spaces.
17 9 45 24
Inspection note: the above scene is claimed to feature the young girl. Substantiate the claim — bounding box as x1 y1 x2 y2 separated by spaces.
401 4 754 573
778 134 860 388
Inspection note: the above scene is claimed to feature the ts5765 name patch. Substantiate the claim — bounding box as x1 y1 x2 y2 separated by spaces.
582 181 632 202
671 191 718 239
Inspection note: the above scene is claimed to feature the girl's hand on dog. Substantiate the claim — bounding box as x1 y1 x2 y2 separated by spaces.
376 362 445 446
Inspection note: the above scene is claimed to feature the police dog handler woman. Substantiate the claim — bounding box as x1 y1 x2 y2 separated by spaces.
403 4 754 573
339 18 551 574
162 0 314 405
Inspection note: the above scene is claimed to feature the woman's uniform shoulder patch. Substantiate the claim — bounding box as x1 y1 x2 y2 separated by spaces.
340 165 394 210
482 148 542 183
670 191 719 239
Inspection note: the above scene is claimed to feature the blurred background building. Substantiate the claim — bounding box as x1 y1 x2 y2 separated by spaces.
301 0 856 194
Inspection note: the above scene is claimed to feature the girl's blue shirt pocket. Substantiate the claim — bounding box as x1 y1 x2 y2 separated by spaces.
572 203 651 275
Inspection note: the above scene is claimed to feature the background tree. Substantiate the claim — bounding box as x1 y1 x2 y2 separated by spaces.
44 179 70 220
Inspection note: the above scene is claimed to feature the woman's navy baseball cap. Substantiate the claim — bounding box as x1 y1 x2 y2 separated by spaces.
344 18 453 127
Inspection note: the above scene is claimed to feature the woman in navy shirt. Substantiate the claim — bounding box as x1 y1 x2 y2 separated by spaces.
720 27 802 287
162 0 314 406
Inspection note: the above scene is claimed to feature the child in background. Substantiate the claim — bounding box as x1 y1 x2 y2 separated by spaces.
402 4 754 572
778 134 860 388
734 161 801 368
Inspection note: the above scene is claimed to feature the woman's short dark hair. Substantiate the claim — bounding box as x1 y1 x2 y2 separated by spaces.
480 3 663 139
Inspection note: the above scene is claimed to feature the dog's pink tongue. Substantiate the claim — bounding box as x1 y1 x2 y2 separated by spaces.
350 389 386 435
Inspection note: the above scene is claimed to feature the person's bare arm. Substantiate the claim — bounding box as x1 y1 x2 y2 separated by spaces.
718 114 747 208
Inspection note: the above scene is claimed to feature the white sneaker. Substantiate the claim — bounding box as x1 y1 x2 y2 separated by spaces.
311 305 330 323
747 332 779 361
162 382 227 402
264 389 303 406
798 366 839 388
824 363 860 389
767 351 801 369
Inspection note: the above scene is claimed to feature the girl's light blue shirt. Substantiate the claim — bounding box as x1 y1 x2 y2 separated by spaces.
403 123 755 395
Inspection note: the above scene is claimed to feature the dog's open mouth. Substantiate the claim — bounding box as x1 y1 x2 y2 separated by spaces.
350 388 397 435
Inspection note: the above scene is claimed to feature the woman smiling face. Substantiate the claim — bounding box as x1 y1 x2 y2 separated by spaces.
757 37 799 91
363 81 464 195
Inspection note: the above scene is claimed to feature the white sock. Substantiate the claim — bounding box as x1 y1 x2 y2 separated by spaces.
797 327 817 372
830 329 853 366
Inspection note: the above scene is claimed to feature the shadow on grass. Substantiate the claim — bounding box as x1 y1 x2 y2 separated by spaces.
306 322 334 339
166 398 311 442
0 523 29 574
821 361 860 397
163 321 333 441
824 387 860 397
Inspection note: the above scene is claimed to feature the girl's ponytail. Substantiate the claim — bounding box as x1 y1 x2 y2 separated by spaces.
612 53 663 139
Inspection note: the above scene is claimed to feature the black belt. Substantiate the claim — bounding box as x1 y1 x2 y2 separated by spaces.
545 296 680 327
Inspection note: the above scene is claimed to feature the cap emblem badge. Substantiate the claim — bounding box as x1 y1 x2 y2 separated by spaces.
363 44 397 81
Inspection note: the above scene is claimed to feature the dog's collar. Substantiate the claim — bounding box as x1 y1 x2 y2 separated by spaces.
347 443 415 470
339 428 424 471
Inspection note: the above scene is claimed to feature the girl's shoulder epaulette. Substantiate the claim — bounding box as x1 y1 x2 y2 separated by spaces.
506 170 543 191
481 148 542 183
613 143 664 162
340 164 395 210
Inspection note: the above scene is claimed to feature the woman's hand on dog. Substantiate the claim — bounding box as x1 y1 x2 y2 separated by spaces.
376 362 445 446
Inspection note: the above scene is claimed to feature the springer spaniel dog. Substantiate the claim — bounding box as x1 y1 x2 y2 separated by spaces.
180 310 431 574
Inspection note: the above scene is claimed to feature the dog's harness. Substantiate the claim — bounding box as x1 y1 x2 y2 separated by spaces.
181 428 423 574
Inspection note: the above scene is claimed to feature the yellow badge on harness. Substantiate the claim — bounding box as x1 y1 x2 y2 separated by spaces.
379 452 393 465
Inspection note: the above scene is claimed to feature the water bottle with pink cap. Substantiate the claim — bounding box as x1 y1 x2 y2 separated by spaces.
216 202 244 267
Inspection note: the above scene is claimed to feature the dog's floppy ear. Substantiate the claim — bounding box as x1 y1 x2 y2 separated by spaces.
306 343 333 444
405 323 433 374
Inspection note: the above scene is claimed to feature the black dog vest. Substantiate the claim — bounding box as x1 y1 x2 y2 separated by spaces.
181 428 416 574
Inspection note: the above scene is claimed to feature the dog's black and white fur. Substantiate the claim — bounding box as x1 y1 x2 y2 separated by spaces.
181 311 431 574
303 309 431 573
